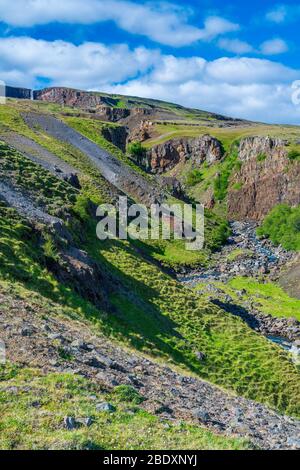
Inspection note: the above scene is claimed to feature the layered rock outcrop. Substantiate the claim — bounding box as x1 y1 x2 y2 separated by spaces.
228 137 300 221
34 87 117 109
101 125 128 152
5 86 32 100
33 88 153 124
145 135 223 173
127 120 153 143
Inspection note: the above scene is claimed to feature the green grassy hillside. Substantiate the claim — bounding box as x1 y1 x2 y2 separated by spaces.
0 109 299 419
0 365 250 450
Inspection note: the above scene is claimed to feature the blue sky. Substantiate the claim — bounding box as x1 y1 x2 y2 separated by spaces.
0 0 300 123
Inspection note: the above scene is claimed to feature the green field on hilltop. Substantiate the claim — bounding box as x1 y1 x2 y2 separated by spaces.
144 122 300 151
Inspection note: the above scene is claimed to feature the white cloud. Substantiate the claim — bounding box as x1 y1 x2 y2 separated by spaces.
218 38 253 54
1 36 300 124
266 5 288 23
260 38 288 55
0 37 159 89
199 16 240 40
0 0 239 47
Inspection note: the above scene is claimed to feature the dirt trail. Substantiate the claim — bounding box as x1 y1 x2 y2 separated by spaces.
23 113 162 205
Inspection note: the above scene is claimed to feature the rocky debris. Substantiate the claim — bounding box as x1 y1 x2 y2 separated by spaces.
195 351 206 361
63 416 76 430
157 176 186 199
23 112 164 206
179 221 299 342
228 136 300 221
1 288 300 450
101 126 128 152
49 247 109 309
96 403 116 413
127 120 153 144
278 254 300 300
145 135 223 174
62 173 81 189
63 416 93 430
179 221 292 282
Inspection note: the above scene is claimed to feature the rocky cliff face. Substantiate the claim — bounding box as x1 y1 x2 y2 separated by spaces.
101 126 128 152
127 120 153 143
5 86 32 100
145 135 223 173
34 87 117 108
33 88 153 123
228 137 300 221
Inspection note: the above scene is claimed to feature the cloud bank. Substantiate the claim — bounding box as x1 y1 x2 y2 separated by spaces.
0 0 239 47
1 36 299 124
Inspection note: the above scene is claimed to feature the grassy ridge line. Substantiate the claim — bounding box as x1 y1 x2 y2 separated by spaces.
0 141 77 215
0 365 250 450
0 103 119 205
145 123 300 150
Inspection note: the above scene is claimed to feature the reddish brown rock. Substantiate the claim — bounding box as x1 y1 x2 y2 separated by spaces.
228 137 300 221
146 135 223 173
127 120 153 143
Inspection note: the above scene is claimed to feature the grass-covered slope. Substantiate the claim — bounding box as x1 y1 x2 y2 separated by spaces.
257 204 300 251
194 277 300 322
0 365 250 450
0 176 299 418
62 115 231 270
0 101 299 419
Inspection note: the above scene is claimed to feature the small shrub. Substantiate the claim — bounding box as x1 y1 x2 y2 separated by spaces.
257 152 267 162
43 234 59 261
232 182 243 191
127 142 147 164
186 169 203 186
288 149 300 161
257 204 300 251
113 385 145 404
